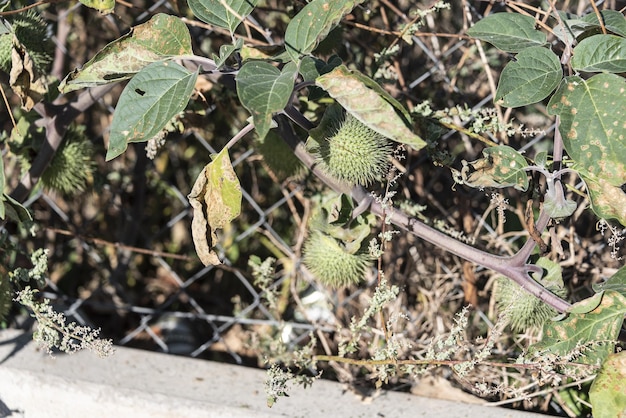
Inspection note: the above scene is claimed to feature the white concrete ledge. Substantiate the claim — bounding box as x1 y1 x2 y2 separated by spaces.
0 329 544 417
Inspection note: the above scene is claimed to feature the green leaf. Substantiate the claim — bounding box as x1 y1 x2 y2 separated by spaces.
300 56 343 83
79 0 115 14
453 145 529 191
567 291 604 314
594 264 626 296
529 290 626 366
285 0 365 62
187 148 242 266
590 351 626 418
466 13 547 52
213 38 244 69
547 74 626 225
59 14 193 93
236 61 297 140
572 34 626 73
188 0 259 34
315 65 425 151
495 46 562 107
582 10 626 38
106 61 198 161
0 193 32 222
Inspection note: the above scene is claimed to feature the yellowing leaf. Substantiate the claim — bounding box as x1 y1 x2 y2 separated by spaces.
60 14 193 92
548 74 626 225
188 148 242 266
529 290 626 366
315 65 425 151
590 351 626 418
79 0 115 14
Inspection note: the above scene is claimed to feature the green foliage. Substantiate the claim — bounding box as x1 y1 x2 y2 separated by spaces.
188 0 259 34
59 13 194 93
548 74 626 225
106 61 198 160
495 46 562 107
236 61 298 141
466 13 546 52
590 351 626 418
284 0 365 61
571 34 626 73
529 290 626 367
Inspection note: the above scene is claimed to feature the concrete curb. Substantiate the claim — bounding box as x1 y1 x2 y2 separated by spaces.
0 329 544 417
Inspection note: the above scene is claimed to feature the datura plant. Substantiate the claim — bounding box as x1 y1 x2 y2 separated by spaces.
1 1 625 416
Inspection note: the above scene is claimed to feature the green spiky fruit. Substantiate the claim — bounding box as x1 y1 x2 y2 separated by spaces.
257 131 305 180
496 277 567 333
3 10 53 73
312 110 393 187
302 230 372 288
0 34 13 73
40 126 94 196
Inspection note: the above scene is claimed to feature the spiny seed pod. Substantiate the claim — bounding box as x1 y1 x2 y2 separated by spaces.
496 277 566 332
302 231 371 288
40 126 95 196
314 113 393 187
5 10 53 72
257 131 305 180
0 34 13 73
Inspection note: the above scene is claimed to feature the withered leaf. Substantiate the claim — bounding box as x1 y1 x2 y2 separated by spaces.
9 47 48 111
188 148 242 266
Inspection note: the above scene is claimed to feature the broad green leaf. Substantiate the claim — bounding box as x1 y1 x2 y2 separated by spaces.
529 290 626 366
79 0 115 14
60 14 192 93
466 13 546 52
188 0 259 34
106 62 198 161
590 351 626 418
572 34 626 73
285 0 365 62
236 61 297 140
582 10 626 38
453 145 529 191
187 148 242 266
495 46 562 107
547 74 626 225
315 65 425 151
